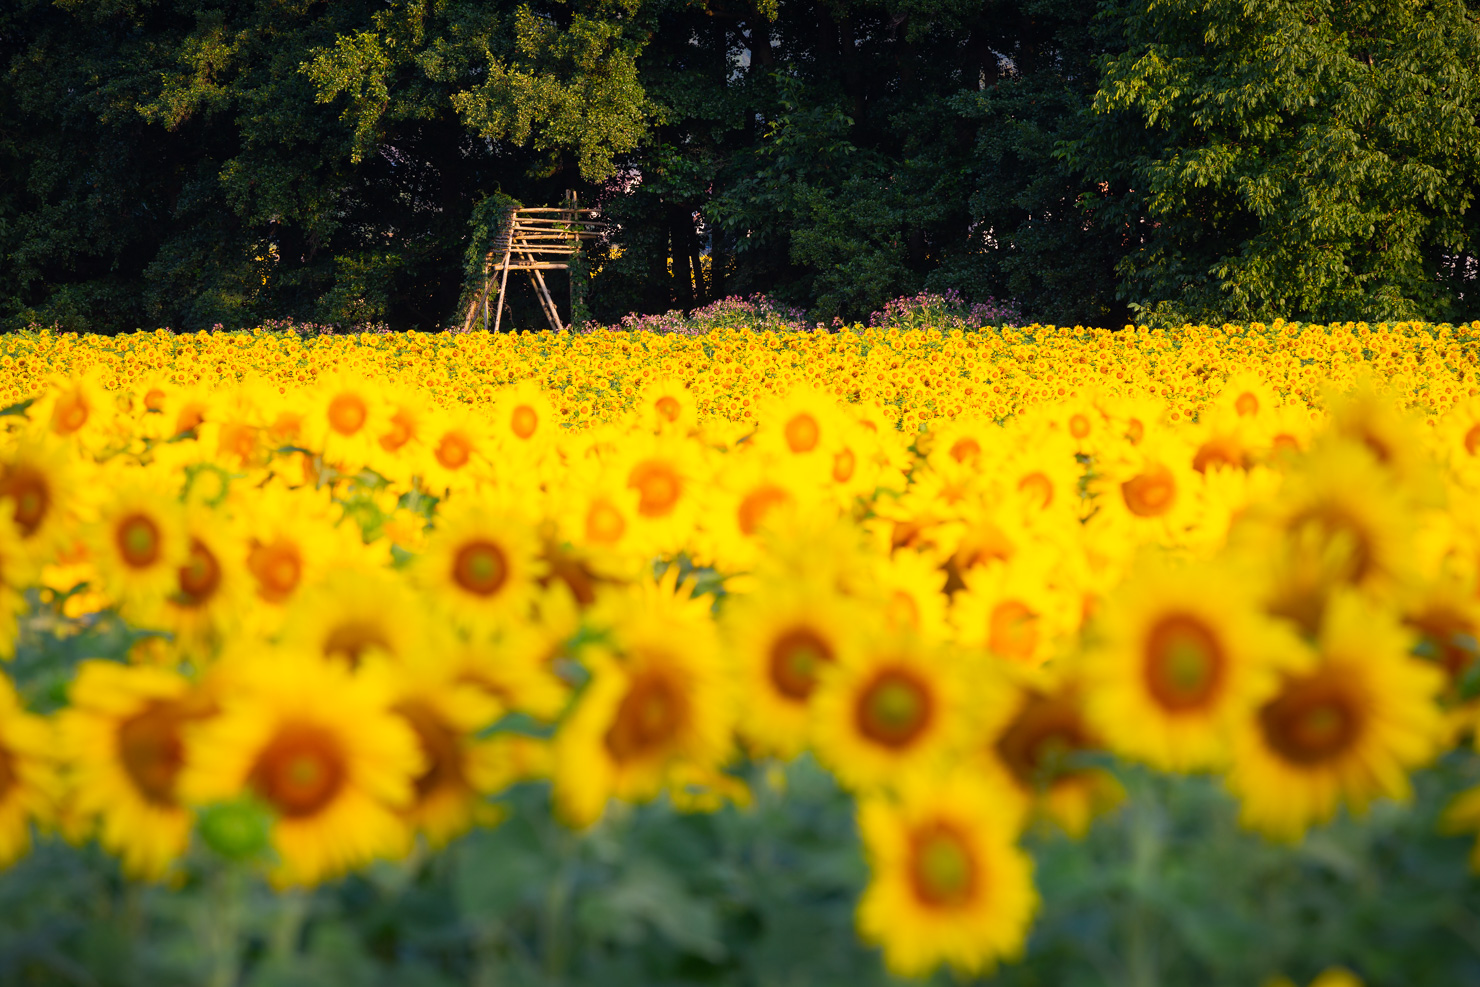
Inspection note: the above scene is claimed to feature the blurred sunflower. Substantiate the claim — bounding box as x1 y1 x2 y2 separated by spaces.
0 671 55 868
554 571 733 827
181 652 423 887
1228 591 1443 841
280 566 439 668
58 661 215 879
811 631 975 792
856 770 1038 979
723 578 866 759
1083 557 1306 772
85 469 190 619
415 494 543 636
387 660 506 848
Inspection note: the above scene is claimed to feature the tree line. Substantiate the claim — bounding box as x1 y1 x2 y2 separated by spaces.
3 0 1479 333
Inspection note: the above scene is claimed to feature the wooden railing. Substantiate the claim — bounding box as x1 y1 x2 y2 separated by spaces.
462 194 606 332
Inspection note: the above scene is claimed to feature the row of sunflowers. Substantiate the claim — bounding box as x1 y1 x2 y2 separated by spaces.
0 320 1478 982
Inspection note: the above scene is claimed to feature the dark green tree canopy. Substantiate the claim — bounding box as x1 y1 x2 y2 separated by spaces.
1 0 1478 332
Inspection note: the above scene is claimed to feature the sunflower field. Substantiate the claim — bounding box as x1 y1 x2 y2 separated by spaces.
2 318 1480 986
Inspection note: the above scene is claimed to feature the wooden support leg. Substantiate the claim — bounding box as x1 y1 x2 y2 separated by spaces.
528 264 564 332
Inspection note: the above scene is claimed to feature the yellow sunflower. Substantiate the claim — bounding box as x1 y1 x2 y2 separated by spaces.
975 667 1123 838
811 631 976 793
490 379 558 466
306 371 384 472
0 514 29 658
239 484 374 623
387 660 506 849
37 367 113 449
180 651 423 887
58 661 215 879
155 502 252 655
414 494 543 636
610 430 710 560
723 577 868 759
419 404 494 496
856 769 1038 979
1227 591 1444 841
1232 439 1417 634
84 469 190 619
0 430 78 577
553 571 734 827
949 556 1076 667
636 375 699 435
1082 556 1307 772
279 566 442 668
0 670 55 868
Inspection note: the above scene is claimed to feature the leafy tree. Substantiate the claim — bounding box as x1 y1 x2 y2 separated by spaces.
1069 0 1480 325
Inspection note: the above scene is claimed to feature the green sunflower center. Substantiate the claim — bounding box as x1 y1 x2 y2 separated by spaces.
117 514 162 568
452 541 508 597
910 824 977 907
1144 614 1224 712
856 669 933 748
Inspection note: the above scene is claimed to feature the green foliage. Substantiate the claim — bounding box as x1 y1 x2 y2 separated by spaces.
3 0 1480 331
5 602 1480 985
1070 0 1480 326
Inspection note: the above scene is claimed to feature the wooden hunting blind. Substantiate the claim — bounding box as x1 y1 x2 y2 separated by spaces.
462 192 606 333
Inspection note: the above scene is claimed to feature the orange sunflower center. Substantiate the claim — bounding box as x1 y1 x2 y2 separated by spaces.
628 460 682 517
248 537 303 603
1192 436 1245 473
1258 671 1365 766
855 667 934 749
768 627 835 701
1121 464 1177 517
1235 391 1260 417
379 409 415 453
604 669 687 763
396 701 466 801
908 821 978 908
511 404 539 439
117 700 189 806
53 391 90 435
116 514 162 568
1069 413 1092 439
989 601 1039 662
327 393 368 436
1125 418 1145 444
250 724 348 819
1017 471 1054 509
1143 614 1225 712
1465 423 1480 456
995 691 1094 787
143 388 167 412
219 422 260 464
1 467 51 537
949 437 982 465
655 395 682 422
176 538 222 606
832 447 856 483
452 540 508 596
784 412 820 453
174 403 206 435
323 620 393 667
585 499 627 545
738 485 792 537
436 432 473 470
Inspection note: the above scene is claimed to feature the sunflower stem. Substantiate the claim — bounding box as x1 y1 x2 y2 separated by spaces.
270 887 308 961
205 865 243 987
1125 785 1162 987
